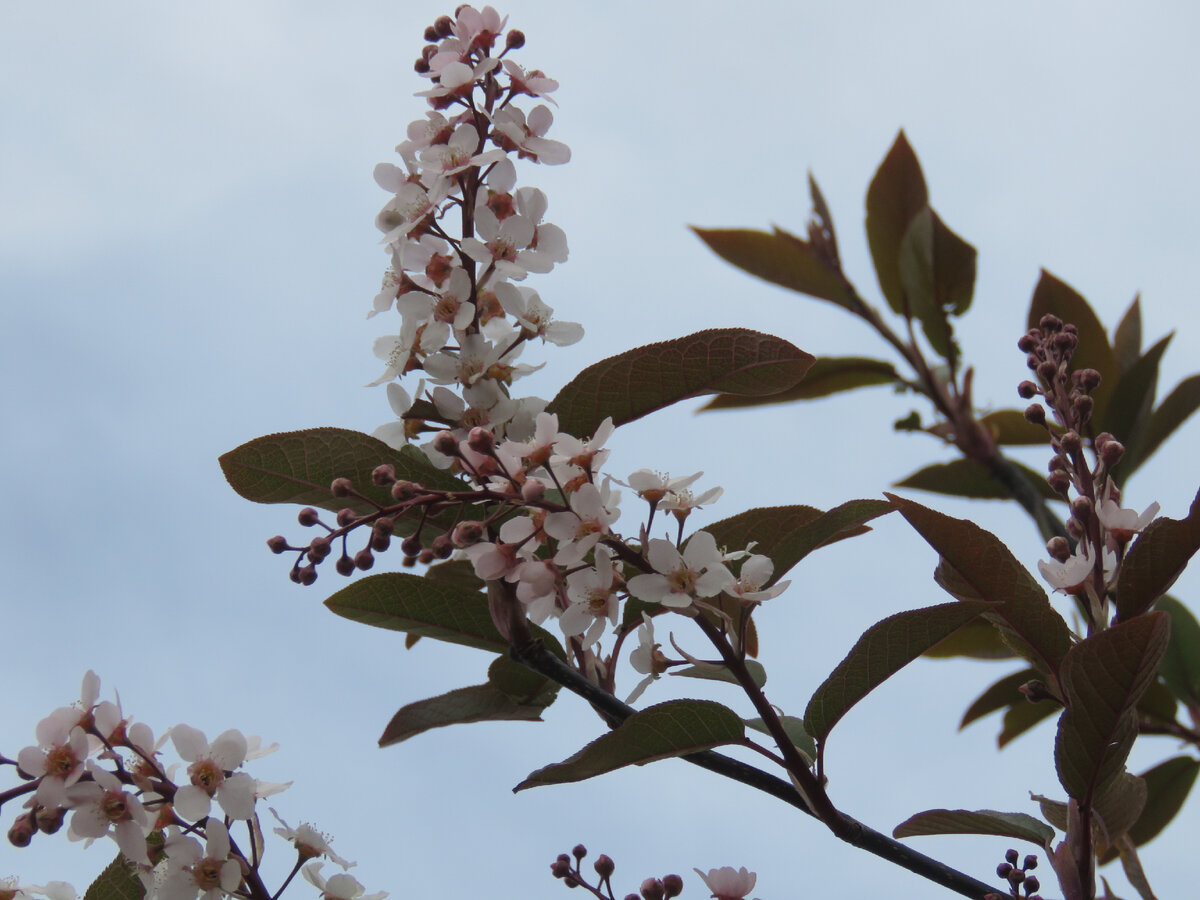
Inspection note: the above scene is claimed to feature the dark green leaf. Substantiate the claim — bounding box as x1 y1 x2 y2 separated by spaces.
379 682 553 747
1054 612 1171 804
1027 270 1117 423
423 559 486 593
1115 487 1200 621
546 329 815 438
894 459 1063 503
979 409 1056 446
220 428 461 514
1101 333 1171 467
959 668 1037 728
998 697 1060 747
85 853 144 900
804 600 992 745
675 660 767 688
893 808 1054 848
514 700 745 790
1112 295 1142 373
1135 374 1200 471
324 572 565 659
487 654 561 706
1155 595 1200 706
699 356 898 410
896 206 977 361
1092 772 1148 844
689 226 857 309
701 500 891 588
865 131 929 316
1120 756 1200 851
745 715 816 761
924 616 1017 660
1136 677 1178 724
888 494 1074 677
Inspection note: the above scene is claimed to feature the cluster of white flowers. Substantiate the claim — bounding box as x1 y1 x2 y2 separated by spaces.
367 5 581 456
4 672 383 900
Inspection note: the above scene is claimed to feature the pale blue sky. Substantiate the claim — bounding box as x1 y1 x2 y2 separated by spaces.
3 3 1198 897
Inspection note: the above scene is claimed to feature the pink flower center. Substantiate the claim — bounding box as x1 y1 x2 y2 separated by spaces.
45 744 80 779
189 758 226 796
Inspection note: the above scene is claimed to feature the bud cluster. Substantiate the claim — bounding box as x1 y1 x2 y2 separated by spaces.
1017 316 1160 626
993 849 1042 899
548 845 688 900
2 672 381 900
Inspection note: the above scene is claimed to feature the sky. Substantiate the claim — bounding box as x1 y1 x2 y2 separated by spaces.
2 2 1199 898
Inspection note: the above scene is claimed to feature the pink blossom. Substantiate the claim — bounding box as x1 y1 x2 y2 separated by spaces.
694 866 759 900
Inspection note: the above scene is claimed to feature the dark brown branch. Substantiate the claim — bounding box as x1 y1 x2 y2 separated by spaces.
510 639 1004 900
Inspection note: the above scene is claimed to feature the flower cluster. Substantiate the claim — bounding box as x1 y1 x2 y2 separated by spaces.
367 5 580 457
1018 315 1159 624
3 673 381 900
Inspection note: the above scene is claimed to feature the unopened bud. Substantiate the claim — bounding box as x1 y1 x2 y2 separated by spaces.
331 477 354 497
432 430 460 456
1074 368 1102 393
308 537 332 563
1100 439 1125 469
1071 497 1092 521
640 878 665 900
372 464 396 486
1005 848 1020 865
662 874 683 898
573 844 587 861
505 28 525 49
594 855 615 879
1036 360 1057 382
354 549 374 571
1024 876 1040 892
423 26 439 41
1059 431 1082 455
551 855 572 879
1047 470 1072 496
431 534 454 558
336 555 355 577
370 531 391 552
298 507 321 527
35 806 65 834
418 548 435 565
1019 680 1055 703
1017 332 1039 353
1017 380 1039 399
336 508 358 528
433 14 454 37
298 565 318 586
453 521 484 547
1072 394 1094 421
392 480 419 501
8 813 35 847
522 479 546 502
1052 331 1077 353
413 57 431 75
267 535 289 554
1066 517 1084 539
1023 855 1038 871
401 534 423 556
1023 404 1046 426
1038 314 1063 333
1046 536 1071 563
467 427 495 453
996 863 1014 879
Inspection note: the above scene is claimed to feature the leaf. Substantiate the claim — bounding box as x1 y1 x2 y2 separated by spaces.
1135 374 1200 471
699 356 898 410
675 660 767 688
689 226 857 310
545 329 815 438
1054 612 1171 804
998 697 1060 747
220 428 461 514
804 600 992 745
514 700 745 790
1091 772 1147 844
896 206 977 360
701 500 892 586
894 459 1063 503
979 409 1057 446
1027 270 1118 422
924 617 1016 660
959 668 1037 728
865 131 929 316
745 715 816 761
888 494 1074 678
1112 295 1142 372
423 559 486 593
893 808 1054 848
1154 595 1200 706
379 682 553 747
324 572 565 659
486 654 561 706
1119 756 1200 852
85 852 144 900
1114 487 1200 621
1101 333 1171 470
